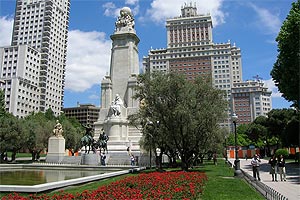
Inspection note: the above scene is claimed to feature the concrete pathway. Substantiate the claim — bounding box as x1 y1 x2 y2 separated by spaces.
231 158 300 200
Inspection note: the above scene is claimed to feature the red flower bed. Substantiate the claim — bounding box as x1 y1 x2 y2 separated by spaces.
2 171 207 200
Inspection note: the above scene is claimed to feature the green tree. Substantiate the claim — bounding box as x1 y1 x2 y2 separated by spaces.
58 114 83 153
129 72 227 170
267 108 296 147
0 114 25 161
271 0 300 110
284 115 300 146
23 112 54 160
0 90 6 117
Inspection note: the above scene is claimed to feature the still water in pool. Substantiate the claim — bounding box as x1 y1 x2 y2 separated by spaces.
0 169 104 185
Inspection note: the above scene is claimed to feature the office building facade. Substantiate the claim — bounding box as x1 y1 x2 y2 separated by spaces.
232 80 272 124
0 0 70 117
62 104 100 127
143 3 243 127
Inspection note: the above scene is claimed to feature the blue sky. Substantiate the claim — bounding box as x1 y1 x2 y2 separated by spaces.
0 0 295 109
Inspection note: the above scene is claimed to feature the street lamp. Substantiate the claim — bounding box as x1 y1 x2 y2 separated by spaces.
231 113 242 177
264 140 267 158
145 121 154 169
224 135 228 163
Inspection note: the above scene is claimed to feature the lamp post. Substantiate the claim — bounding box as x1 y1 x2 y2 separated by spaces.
145 121 154 169
149 133 153 169
231 113 242 177
264 140 267 158
224 135 228 163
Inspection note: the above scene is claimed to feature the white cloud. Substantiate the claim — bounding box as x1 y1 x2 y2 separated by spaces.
103 2 118 17
0 16 14 46
143 0 225 26
65 30 111 92
103 1 139 18
126 0 139 5
263 79 282 98
0 16 110 93
249 3 281 35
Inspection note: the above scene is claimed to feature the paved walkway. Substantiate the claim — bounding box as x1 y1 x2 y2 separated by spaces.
230 158 300 200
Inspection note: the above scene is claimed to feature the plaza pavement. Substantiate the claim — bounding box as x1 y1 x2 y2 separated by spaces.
230 158 300 200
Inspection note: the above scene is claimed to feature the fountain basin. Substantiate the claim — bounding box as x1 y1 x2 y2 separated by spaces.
0 164 143 193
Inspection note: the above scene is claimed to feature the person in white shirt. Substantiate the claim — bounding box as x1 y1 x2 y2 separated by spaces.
251 154 261 181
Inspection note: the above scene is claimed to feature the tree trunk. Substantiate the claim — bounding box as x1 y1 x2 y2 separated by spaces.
31 150 36 161
11 150 17 161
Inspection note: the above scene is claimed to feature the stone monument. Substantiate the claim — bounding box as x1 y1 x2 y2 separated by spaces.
46 120 66 163
80 124 100 165
94 7 142 164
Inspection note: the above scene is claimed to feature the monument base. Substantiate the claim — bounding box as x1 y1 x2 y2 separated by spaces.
46 153 65 163
81 153 100 165
46 136 65 163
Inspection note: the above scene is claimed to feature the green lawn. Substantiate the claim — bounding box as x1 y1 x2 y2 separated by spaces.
0 160 264 199
5 152 46 158
200 161 264 200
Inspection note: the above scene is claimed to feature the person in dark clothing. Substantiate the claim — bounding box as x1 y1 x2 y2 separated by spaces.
269 155 278 181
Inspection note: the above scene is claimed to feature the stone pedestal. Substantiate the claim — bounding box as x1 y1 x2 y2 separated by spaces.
46 136 65 163
81 153 100 165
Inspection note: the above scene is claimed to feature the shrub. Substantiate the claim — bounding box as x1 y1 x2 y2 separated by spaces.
275 148 289 158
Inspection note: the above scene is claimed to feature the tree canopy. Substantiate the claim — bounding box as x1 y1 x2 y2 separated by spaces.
271 0 300 110
129 72 227 170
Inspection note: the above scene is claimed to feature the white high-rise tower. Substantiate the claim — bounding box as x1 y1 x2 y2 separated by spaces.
0 0 70 117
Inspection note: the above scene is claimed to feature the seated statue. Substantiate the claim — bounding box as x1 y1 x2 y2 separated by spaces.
110 94 123 116
53 120 63 137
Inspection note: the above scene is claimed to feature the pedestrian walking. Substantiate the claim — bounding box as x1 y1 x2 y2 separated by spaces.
130 154 135 166
251 154 261 181
213 152 217 165
278 154 286 181
100 152 106 166
269 155 278 181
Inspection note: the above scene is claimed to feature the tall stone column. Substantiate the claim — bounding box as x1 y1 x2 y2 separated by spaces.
94 7 142 162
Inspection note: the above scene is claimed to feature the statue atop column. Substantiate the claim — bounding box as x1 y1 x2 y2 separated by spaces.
53 120 63 137
115 7 135 31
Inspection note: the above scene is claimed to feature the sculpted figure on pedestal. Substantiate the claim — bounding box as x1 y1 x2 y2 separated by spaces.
115 7 135 30
53 120 63 137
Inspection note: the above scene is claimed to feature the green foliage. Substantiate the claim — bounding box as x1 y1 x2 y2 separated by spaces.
0 90 6 117
129 72 227 170
0 114 25 160
271 0 300 109
284 115 299 146
0 100 83 160
275 148 289 158
267 109 298 147
45 108 55 120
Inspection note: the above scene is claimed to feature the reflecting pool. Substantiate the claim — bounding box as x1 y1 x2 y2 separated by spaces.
0 168 104 185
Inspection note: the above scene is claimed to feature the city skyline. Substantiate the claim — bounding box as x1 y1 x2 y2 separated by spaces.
0 0 294 109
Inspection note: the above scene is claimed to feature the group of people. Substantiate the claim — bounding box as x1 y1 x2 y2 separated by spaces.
251 154 286 182
268 154 286 181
